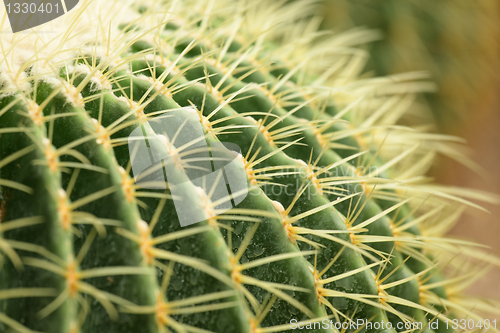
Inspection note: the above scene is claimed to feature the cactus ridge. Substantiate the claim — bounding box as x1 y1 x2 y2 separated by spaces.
0 1 498 333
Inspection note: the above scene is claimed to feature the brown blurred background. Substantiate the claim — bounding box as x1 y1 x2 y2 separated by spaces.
441 93 500 302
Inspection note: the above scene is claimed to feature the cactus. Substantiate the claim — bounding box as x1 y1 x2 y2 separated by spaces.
0 1 498 333
318 0 500 133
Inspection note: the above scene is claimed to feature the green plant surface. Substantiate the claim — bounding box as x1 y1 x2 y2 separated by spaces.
0 1 499 333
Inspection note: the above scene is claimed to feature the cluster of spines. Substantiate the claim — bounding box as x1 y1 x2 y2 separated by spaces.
1 1 499 333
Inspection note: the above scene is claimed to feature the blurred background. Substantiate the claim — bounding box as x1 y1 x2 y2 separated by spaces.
317 0 500 302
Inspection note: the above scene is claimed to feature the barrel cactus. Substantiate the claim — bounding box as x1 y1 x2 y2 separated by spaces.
0 1 498 333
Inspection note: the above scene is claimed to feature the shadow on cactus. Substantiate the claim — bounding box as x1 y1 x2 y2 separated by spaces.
0 0 499 332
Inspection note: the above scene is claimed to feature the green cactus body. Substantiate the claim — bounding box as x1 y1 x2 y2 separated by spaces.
0 1 498 333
